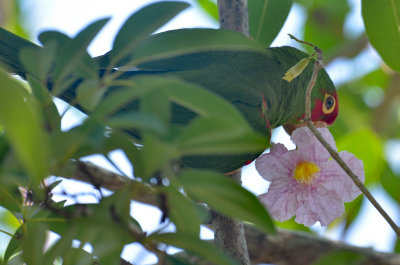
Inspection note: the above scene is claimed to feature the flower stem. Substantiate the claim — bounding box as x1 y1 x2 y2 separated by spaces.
295 35 400 237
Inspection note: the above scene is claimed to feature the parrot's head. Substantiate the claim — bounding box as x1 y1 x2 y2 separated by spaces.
310 90 339 126
284 67 338 134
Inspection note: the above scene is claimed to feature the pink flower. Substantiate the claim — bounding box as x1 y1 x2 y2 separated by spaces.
255 127 365 226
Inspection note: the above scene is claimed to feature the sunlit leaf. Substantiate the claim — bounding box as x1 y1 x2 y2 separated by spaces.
195 0 218 21
0 69 48 182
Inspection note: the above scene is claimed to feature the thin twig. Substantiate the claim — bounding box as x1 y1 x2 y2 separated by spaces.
293 35 400 237
307 122 400 237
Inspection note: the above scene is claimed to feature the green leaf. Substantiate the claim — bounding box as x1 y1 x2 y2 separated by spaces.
138 135 178 178
133 28 266 66
248 0 293 46
344 196 363 231
177 169 275 234
106 112 166 135
19 41 56 82
163 186 201 237
0 69 49 182
195 0 219 21
177 117 267 155
133 76 247 125
311 251 365 265
76 79 106 111
362 0 400 72
22 222 47 265
92 79 154 117
111 1 189 65
0 27 40 75
148 232 239 265
381 164 400 204
52 17 108 83
27 75 61 132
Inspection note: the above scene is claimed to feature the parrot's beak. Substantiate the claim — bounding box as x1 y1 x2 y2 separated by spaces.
283 121 328 135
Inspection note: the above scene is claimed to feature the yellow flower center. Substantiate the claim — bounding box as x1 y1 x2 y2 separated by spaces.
293 162 320 185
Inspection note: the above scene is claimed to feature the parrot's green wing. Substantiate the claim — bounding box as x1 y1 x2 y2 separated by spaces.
135 46 321 131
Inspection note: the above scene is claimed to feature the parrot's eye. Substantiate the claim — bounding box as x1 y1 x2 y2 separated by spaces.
323 94 336 114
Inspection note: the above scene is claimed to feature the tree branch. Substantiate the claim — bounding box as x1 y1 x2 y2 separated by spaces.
174 226 400 265
53 160 400 265
54 160 159 206
210 1 252 265
217 0 249 37
211 170 251 265
245 226 400 265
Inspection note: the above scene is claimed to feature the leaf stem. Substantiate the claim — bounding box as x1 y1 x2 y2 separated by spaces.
295 35 400 237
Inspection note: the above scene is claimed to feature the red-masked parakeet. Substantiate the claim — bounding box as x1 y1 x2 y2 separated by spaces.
0 27 338 173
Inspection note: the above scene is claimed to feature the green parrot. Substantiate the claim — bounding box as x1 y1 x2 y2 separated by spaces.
0 27 338 173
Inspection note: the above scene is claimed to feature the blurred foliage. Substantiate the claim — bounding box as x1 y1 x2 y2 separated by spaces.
0 0 398 264
0 0 29 38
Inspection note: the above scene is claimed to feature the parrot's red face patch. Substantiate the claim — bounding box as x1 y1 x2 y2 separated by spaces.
312 91 339 126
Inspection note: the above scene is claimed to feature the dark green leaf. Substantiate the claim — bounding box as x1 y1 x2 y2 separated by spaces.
139 135 178 178
163 186 201 237
177 169 275 234
27 75 61 132
133 28 266 66
362 0 400 72
52 18 108 83
21 222 47 265
19 41 55 82
149 232 239 265
111 1 189 65
248 0 293 46
132 76 247 125
106 112 166 135
76 79 106 111
177 117 268 155
344 196 363 231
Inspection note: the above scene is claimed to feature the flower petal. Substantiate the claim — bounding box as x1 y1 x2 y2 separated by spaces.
319 151 365 202
291 127 336 162
259 178 298 222
295 187 345 226
255 143 294 181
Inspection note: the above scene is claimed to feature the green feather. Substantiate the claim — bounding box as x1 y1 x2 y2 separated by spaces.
0 27 336 173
